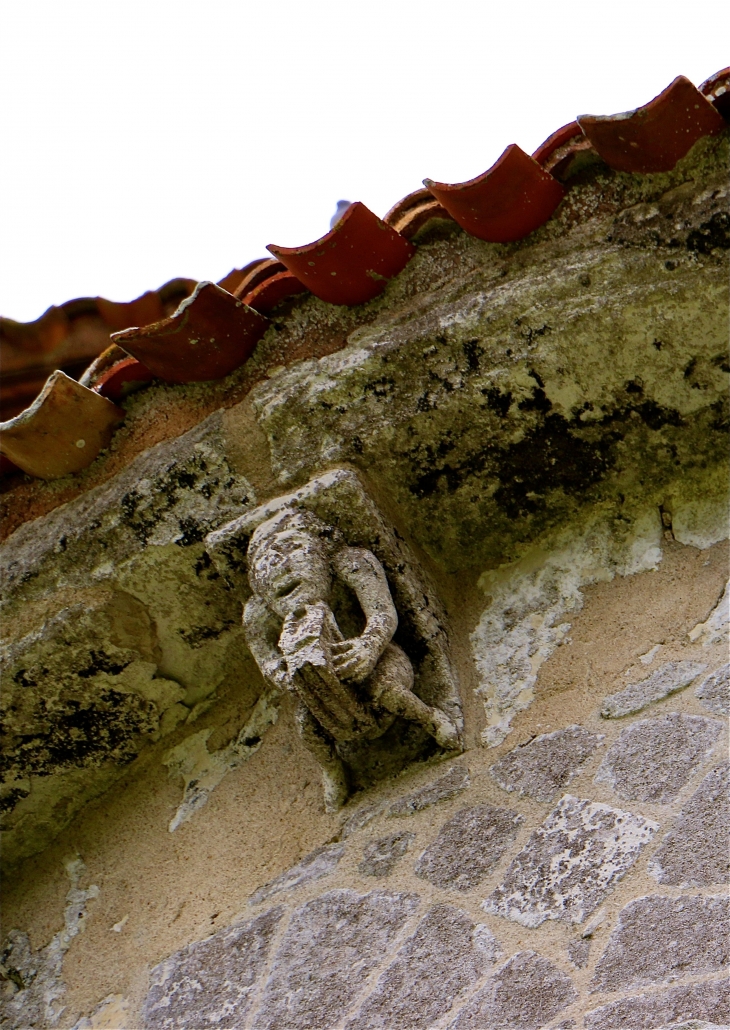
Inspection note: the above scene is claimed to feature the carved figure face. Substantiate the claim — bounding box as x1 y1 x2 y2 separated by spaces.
248 510 334 620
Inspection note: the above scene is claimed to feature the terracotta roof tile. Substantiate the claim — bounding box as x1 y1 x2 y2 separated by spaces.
267 201 415 306
240 271 309 315
700 66 730 119
1 68 726 480
0 371 124 479
424 144 566 243
110 281 269 383
577 75 725 174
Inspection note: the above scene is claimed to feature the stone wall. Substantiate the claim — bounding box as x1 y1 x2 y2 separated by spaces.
1 131 728 1029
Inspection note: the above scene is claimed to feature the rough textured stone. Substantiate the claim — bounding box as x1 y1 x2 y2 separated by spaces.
345 904 498 1030
359 832 415 877
648 762 730 887
415 804 523 892
248 844 345 905
584 978 730 1030
595 713 723 803
696 664 730 716
592 895 730 993
489 725 604 802
601 661 707 718
484 795 657 927
251 889 418 1029
449 950 577 1030
142 907 283 1030
341 802 384 838
389 762 470 816
567 938 591 969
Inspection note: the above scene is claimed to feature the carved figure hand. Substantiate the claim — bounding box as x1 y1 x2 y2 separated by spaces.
331 635 381 683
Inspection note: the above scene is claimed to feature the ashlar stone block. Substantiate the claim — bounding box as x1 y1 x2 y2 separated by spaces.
483 795 657 927
591 895 730 993
345 904 499 1030
696 663 730 716
648 761 730 887
489 725 604 802
389 761 470 816
248 843 345 906
142 907 284 1030
448 950 577 1030
594 712 723 803
251 889 418 1029
359 832 415 877
584 978 730 1030
600 660 706 719
414 804 523 892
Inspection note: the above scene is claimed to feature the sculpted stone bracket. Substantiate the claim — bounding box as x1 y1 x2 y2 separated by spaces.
205 467 463 809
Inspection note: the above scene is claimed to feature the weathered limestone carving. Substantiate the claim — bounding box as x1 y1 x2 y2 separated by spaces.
206 468 463 809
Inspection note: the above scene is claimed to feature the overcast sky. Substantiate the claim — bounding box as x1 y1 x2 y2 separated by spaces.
1 1 727 322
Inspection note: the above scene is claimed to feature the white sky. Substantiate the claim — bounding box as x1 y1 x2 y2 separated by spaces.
1 0 727 322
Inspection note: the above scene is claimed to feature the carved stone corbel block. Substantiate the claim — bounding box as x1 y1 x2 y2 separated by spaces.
205 467 463 810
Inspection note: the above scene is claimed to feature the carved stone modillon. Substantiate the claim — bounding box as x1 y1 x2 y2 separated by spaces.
205 468 463 810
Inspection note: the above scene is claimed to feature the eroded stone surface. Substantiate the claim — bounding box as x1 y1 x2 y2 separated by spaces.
389 762 470 816
595 713 723 803
592 895 730 993
345 905 498 1030
248 844 345 905
359 832 415 877
142 907 283 1030
251 889 418 1029
584 979 730 1030
484 795 657 927
415 804 523 892
601 661 707 718
449 950 577 1030
341 802 384 839
567 939 591 969
648 762 730 887
489 725 604 802
696 664 730 716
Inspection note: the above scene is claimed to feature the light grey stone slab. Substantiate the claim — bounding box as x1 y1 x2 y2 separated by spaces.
414 804 523 892
489 725 604 802
448 950 577 1030
359 832 415 877
696 664 730 716
388 762 470 816
595 712 723 803
248 844 345 905
483 795 657 927
591 895 730 993
648 762 730 887
601 661 707 719
567 938 591 969
251 889 418 1030
345 904 498 1030
142 907 283 1030
584 979 730 1030
341 802 384 839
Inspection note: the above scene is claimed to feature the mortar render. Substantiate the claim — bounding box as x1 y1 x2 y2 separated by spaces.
0 131 727 1029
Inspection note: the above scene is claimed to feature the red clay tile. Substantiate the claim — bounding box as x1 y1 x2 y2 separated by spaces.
1 305 70 355
700 67 730 120
241 271 308 315
532 121 601 183
110 281 269 384
577 76 725 174
383 189 454 239
92 356 155 402
0 371 124 479
424 145 565 243
232 258 287 300
267 202 415 306
96 291 164 332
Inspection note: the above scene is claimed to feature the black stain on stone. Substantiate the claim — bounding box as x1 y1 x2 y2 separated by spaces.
686 211 730 254
77 650 131 678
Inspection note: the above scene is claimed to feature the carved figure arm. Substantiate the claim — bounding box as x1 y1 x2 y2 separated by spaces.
243 596 289 692
330 547 398 683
